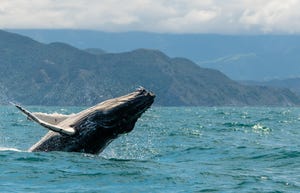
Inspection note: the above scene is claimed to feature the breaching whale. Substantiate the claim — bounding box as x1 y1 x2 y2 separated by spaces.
13 88 155 154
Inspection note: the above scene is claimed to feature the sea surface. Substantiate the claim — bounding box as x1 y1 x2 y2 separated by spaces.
0 106 299 193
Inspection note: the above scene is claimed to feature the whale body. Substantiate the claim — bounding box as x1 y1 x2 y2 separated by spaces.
13 88 155 154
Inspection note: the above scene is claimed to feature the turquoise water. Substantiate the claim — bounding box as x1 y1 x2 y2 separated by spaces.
0 106 299 192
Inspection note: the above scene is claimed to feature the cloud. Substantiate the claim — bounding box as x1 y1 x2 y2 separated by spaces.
157 9 219 33
239 0 300 33
1 0 300 34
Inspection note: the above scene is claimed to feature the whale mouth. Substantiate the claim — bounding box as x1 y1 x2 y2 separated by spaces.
111 88 154 134
73 87 155 133
130 87 155 114
103 87 155 114
111 87 155 123
97 87 155 133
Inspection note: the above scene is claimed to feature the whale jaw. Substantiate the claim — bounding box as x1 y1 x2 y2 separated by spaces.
70 87 155 154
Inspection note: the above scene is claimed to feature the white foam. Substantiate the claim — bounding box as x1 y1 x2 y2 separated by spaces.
0 147 22 152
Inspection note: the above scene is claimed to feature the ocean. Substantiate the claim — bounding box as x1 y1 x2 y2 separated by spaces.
0 106 299 193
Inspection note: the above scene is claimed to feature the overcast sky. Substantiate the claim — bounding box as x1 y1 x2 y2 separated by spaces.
1 0 300 34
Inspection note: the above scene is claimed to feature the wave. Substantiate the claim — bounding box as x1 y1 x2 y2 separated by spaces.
223 122 253 128
0 147 22 152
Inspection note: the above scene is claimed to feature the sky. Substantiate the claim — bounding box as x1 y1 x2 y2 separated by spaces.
1 0 300 34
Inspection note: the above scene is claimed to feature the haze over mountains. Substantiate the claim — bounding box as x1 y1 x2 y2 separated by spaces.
10 29 300 81
1 29 300 106
241 78 300 96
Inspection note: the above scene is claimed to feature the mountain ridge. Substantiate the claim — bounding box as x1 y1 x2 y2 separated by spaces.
241 78 300 96
9 29 300 80
1 30 300 106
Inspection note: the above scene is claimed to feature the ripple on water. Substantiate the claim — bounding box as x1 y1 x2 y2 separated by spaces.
0 106 299 193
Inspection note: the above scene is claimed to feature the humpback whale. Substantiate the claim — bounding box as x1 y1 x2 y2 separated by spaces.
13 88 155 154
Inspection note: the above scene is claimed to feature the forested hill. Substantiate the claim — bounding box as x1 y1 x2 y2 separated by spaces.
0 30 299 106
11 29 300 81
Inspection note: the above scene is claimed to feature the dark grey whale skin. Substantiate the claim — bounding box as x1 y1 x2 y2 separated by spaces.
27 88 155 154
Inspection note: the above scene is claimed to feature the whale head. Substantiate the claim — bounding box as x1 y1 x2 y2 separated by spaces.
70 87 155 153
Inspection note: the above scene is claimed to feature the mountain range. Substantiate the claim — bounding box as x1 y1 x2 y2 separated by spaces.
9 29 300 81
241 78 300 96
1 29 300 106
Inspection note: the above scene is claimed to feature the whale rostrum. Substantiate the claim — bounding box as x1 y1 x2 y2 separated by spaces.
13 88 155 154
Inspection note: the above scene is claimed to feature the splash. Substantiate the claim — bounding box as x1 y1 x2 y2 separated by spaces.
0 83 12 105
252 123 272 135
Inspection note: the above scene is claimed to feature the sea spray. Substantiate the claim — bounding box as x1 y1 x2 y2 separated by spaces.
0 83 10 105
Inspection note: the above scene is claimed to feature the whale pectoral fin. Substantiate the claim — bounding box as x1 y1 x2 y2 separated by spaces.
32 112 72 125
12 103 76 136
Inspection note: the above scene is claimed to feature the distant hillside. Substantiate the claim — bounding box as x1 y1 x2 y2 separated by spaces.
0 30 300 106
9 29 300 81
84 48 106 55
241 78 300 96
